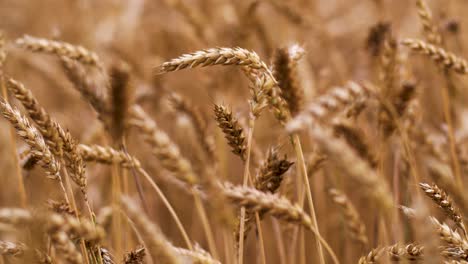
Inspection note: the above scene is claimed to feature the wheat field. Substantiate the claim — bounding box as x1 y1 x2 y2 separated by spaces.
1 0 468 263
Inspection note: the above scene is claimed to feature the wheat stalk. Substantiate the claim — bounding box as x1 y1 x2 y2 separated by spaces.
0 31 6 67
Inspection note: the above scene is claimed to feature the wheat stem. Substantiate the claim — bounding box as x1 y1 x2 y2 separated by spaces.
136 167 193 251
292 134 326 264
238 117 255 264
193 190 219 260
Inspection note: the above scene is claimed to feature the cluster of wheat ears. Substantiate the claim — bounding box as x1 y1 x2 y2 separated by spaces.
3 0 468 263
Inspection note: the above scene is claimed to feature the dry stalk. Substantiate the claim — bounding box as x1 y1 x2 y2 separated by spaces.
0 31 6 66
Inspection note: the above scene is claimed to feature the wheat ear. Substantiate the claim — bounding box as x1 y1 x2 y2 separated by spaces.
272 44 305 116
220 182 339 264
0 99 60 178
420 183 466 234
328 188 368 248
402 39 468 74
0 241 25 257
213 104 247 161
286 81 371 133
156 47 269 74
15 35 101 67
415 0 442 45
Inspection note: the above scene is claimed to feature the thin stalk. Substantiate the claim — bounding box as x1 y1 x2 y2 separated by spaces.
111 162 123 259
122 213 155 264
238 117 255 264
247 175 267 264
271 219 286 264
255 213 267 264
223 230 233 264
300 228 306 264
193 190 219 259
0 76 27 208
291 134 326 264
442 72 463 187
61 164 91 264
136 167 193 250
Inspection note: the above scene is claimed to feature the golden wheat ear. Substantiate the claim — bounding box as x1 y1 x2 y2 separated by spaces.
15 35 102 68
402 39 468 74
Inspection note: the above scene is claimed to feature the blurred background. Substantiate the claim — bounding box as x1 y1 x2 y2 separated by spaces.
1 0 468 263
